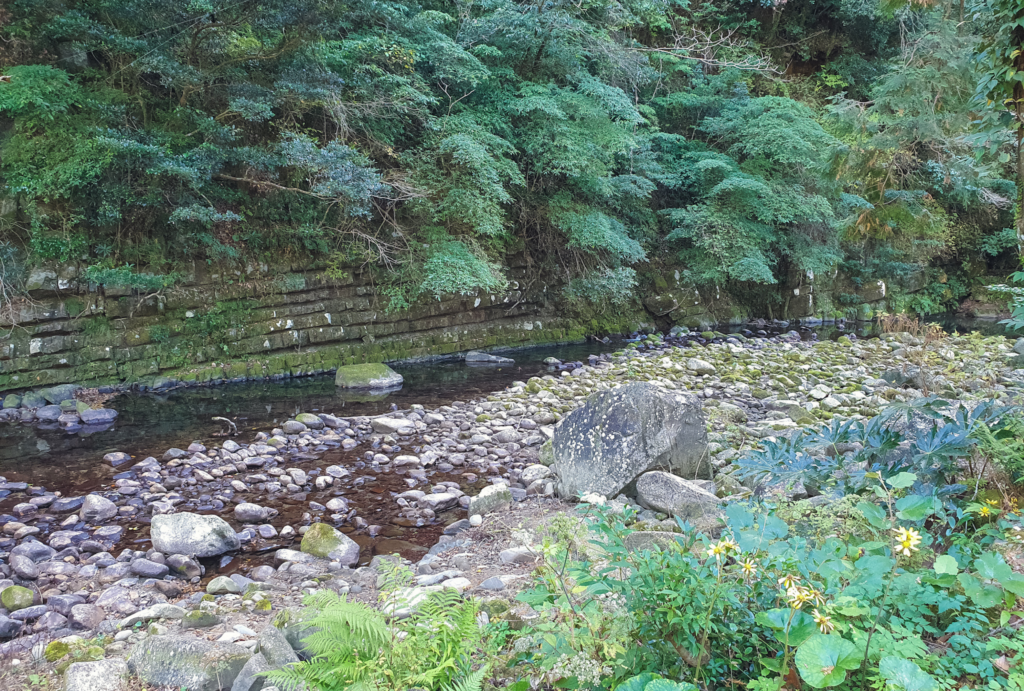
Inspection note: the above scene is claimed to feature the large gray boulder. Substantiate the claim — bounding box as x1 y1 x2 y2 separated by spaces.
335 363 403 389
151 513 240 557
128 635 251 691
552 382 710 499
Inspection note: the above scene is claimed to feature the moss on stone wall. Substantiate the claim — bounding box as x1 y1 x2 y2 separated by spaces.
0 261 640 392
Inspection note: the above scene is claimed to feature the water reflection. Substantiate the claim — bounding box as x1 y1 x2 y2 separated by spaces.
0 340 620 491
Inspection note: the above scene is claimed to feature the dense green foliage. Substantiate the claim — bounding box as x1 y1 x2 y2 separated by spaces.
489 399 1024 691
0 0 1017 310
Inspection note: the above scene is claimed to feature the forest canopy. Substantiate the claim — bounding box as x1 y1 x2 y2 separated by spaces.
0 0 1017 313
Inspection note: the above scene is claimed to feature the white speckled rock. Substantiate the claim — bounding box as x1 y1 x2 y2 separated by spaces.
65 658 130 691
150 513 240 558
552 382 710 499
468 484 512 517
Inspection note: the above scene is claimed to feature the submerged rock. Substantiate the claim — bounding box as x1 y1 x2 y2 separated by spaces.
465 350 514 364
335 363 403 389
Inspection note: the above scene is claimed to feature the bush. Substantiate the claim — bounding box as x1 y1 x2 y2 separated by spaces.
499 481 1021 691
492 398 1024 691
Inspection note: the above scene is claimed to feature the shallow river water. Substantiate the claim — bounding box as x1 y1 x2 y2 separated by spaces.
0 316 1010 568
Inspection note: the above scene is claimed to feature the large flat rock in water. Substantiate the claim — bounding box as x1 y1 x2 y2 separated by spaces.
552 382 710 499
335 363 403 389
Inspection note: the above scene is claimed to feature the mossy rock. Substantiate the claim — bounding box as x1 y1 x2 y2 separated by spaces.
479 600 510 619
538 439 554 467
300 522 358 562
334 363 403 389
44 640 70 662
181 610 221 629
1 585 33 611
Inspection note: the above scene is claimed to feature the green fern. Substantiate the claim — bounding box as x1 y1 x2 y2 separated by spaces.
261 587 485 691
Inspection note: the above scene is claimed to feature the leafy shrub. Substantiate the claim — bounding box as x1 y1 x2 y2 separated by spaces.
562 267 638 310
83 264 180 292
735 396 1013 496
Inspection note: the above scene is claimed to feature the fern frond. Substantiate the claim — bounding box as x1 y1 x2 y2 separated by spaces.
440 665 489 691
261 664 316 691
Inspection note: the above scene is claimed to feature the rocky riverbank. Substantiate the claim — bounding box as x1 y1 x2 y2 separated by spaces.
0 326 1021 688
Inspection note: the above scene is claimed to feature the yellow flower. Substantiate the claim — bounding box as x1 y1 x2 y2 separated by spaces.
787 586 813 609
808 588 827 607
980 506 992 517
894 527 922 557
986 499 999 507
740 559 758 577
707 542 728 559
778 574 802 589
812 609 835 634
718 537 740 553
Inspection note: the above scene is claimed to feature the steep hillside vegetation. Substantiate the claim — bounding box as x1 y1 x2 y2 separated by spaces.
0 0 1017 319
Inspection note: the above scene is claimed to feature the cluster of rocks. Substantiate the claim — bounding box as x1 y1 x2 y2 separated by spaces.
2 323 1022 688
0 383 117 429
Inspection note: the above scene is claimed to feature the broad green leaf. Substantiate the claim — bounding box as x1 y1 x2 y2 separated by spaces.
878 657 938 691
756 609 817 647
894 495 936 521
1002 574 1024 596
958 573 1003 608
726 503 755 530
975 552 1012 581
888 472 917 489
616 674 660 691
932 555 958 575
833 596 871 617
856 501 888 528
645 680 698 691
795 635 860 688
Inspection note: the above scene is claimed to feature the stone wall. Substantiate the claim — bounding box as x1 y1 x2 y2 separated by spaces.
0 251 951 393
0 258 624 393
